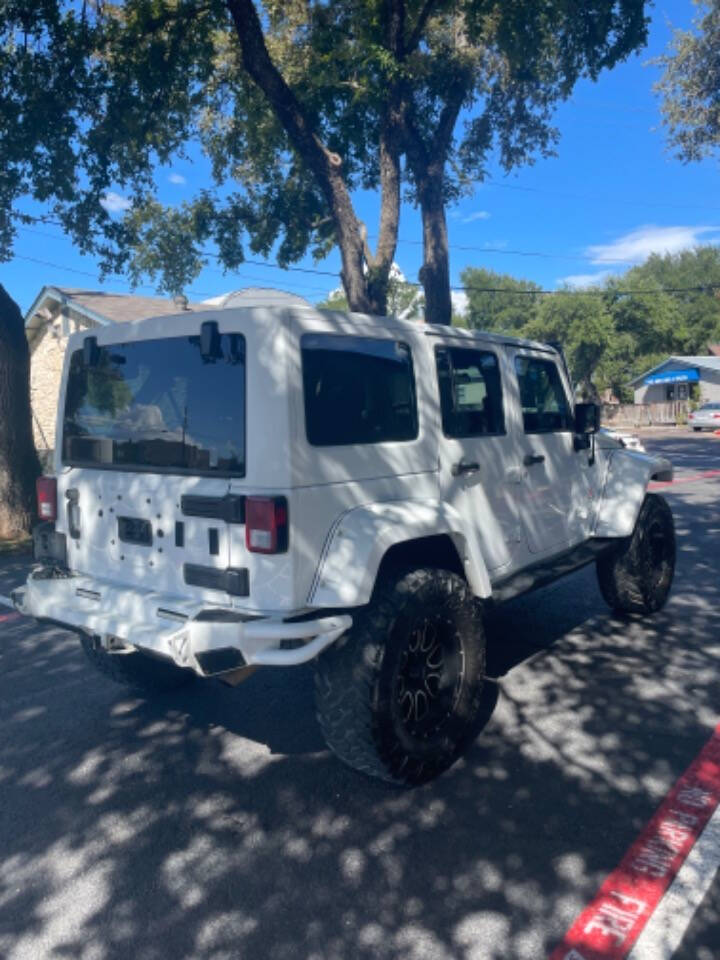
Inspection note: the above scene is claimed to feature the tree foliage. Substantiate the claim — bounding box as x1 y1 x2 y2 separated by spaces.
1 0 653 322
461 267 541 333
525 291 615 401
399 1 650 322
459 247 720 402
318 267 424 320
655 0 720 164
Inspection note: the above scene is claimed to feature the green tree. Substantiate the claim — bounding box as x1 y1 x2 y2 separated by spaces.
619 247 720 353
461 267 541 333
523 289 615 400
0 4 98 534
656 0 720 164
318 267 424 319
9 1 650 326
398 0 650 323
0 286 39 537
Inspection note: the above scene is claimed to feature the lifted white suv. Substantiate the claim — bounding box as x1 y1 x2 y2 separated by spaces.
15 301 676 785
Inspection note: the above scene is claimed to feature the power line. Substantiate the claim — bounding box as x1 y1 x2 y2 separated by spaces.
484 178 720 213
21 220 718 276
12 251 720 300
452 282 720 297
11 255 215 299
11 252 330 299
389 236 636 264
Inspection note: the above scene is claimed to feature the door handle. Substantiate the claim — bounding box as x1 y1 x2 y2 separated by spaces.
451 459 480 476
523 453 545 467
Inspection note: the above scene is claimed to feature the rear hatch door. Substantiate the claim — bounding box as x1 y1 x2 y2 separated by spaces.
58 322 247 605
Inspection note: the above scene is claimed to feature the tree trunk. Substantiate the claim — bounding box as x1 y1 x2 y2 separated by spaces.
364 107 402 316
226 0 384 315
401 83 466 327
417 174 452 325
0 285 41 539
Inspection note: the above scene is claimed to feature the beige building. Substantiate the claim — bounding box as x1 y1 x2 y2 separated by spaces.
25 286 204 461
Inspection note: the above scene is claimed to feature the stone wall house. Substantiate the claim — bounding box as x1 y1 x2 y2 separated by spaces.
26 287 203 463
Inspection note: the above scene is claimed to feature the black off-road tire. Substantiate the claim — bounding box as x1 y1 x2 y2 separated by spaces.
315 568 486 786
596 493 675 616
80 634 196 693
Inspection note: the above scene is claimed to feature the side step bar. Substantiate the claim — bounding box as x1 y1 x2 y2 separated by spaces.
491 538 616 605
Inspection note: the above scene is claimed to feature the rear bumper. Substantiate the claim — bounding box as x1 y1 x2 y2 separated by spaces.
13 569 351 677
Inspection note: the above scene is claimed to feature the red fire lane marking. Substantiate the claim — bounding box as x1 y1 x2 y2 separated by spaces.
549 724 720 960
0 611 21 623
649 468 720 489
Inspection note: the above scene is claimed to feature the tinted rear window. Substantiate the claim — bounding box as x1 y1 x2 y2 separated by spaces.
301 334 418 446
63 334 245 476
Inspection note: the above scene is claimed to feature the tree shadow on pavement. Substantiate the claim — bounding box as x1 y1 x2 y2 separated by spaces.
0 485 718 960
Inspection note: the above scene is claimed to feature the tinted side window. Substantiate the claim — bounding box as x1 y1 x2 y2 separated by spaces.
301 334 418 446
514 355 573 433
436 347 505 438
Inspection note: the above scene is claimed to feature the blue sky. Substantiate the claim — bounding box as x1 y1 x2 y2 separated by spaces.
4 0 718 316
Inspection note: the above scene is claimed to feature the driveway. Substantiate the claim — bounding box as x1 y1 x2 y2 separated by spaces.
1 429 719 959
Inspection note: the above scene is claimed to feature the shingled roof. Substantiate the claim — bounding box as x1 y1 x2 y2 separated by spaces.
25 285 204 349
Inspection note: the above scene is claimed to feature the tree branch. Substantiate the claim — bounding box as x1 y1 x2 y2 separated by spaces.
406 0 442 55
431 79 467 160
224 0 371 311
383 0 406 58
372 106 401 271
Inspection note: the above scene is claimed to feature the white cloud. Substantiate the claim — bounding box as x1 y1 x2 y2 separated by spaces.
100 191 131 213
587 225 720 265
559 270 614 289
168 172 187 185
451 291 469 316
462 210 491 224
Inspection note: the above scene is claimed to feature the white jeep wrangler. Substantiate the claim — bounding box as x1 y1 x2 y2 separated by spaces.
14 299 675 785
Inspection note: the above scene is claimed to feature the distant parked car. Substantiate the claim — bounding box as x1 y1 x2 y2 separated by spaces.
688 403 720 431
599 427 646 452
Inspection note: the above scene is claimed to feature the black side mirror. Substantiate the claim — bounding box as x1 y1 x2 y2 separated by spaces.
574 402 600 435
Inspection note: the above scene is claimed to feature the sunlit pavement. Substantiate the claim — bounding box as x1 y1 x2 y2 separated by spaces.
0 428 719 960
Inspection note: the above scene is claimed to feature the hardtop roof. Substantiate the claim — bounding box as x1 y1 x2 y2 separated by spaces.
70 300 558 356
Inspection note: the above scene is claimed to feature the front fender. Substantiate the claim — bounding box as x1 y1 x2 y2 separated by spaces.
308 500 492 608
594 449 673 538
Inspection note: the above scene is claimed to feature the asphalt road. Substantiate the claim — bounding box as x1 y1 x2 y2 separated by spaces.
1 429 719 960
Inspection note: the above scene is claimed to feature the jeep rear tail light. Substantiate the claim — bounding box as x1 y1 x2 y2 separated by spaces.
245 497 288 554
36 476 57 522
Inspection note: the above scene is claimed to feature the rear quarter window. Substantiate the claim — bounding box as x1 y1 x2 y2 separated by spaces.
301 334 418 446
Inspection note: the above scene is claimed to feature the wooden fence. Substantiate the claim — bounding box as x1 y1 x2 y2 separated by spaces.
601 400 690 428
